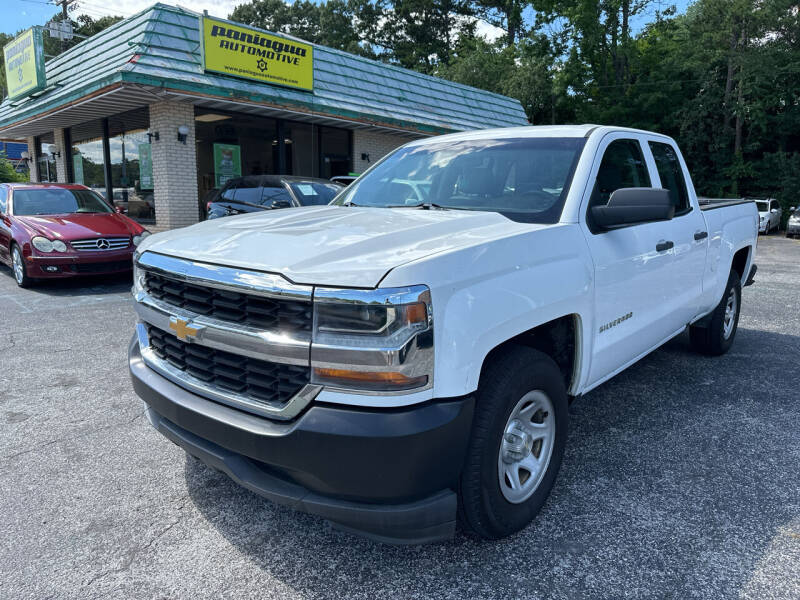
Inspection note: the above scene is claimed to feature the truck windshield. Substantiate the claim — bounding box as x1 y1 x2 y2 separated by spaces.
334 137 586 223
756 201 768 212
13 188 113 216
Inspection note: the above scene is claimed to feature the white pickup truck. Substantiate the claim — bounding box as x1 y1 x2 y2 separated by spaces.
129 125 758 544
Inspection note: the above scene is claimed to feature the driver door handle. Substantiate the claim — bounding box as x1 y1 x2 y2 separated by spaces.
656 240 674 252
694 230 708 241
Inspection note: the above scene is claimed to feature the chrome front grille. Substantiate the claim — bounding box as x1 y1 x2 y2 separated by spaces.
144 271 312 335
146 325 309 409
71 237 130 251
133 252 319 420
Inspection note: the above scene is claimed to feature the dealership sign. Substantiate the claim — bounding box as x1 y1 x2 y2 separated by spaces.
201 17 313 92
3 27 47 100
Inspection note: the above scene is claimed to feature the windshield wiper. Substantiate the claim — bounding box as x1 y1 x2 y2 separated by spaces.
386 202 449 210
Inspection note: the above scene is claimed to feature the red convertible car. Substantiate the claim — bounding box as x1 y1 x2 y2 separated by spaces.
0 183 150 287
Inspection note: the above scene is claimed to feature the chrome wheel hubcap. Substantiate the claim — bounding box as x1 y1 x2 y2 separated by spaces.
723 288 737 340
12 249 24 284
498 390 556 504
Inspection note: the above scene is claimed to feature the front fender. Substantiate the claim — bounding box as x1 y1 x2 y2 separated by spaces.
383 224 595 399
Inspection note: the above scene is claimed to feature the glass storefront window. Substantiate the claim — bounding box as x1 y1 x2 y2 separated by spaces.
196 110 277 206
109 108 154 223
319 126 351 179
36 133 56 182
284 121 317 177
70 119 106 196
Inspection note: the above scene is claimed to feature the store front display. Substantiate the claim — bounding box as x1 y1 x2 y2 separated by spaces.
0 4 527 231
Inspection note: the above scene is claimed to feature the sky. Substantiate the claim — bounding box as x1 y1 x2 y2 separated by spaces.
5 0 694 39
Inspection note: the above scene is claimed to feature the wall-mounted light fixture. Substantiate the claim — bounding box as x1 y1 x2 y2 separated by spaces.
47 144 61 159
177 125 190 144
20 151 30 162
147 131 160 143
361 153 370 163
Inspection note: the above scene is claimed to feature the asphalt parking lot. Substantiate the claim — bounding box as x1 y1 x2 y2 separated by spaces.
1 235 798 600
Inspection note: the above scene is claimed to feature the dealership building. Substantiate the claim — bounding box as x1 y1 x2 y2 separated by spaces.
0 3 527 230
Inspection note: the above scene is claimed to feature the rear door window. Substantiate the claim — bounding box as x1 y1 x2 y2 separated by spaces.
260 184 294 206
220 182 237 201
233 179 263 205
289 182 343 205
649 141 690 215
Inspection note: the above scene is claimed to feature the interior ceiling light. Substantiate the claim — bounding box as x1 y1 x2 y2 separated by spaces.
195 114 231 123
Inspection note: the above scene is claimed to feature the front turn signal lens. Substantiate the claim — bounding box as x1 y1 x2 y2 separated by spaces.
312 367 427 391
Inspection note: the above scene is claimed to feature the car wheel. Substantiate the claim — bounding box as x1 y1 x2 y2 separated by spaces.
11 244 34 288
458 346 568 539
689 270 741 356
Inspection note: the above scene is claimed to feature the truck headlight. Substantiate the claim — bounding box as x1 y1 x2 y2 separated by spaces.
132 261 146 295
311 285 433 392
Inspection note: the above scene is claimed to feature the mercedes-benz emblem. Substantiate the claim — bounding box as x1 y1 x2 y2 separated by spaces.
96 238 111 250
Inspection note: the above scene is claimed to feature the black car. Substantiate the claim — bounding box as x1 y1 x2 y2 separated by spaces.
206 175 344 220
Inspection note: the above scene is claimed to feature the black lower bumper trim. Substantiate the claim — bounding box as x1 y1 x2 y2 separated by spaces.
147 406 457 544
129 334 473 543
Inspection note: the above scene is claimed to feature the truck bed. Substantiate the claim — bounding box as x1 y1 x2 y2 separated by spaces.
698 198 755 210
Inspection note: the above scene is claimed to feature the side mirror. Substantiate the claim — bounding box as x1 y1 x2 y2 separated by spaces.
271 199 292 209
771 208 778 213
591 188 675 230
115 206 123 214
791 206 797 212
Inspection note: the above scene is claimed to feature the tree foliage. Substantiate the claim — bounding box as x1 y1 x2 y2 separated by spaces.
231 0 800 216
0 153 26 183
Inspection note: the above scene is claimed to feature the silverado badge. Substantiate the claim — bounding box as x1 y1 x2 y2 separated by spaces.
168 316 204 342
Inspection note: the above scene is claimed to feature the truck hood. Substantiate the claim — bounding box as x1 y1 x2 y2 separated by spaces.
139 205 543 287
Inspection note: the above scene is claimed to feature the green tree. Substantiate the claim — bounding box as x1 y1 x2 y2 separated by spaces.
0 153 26 183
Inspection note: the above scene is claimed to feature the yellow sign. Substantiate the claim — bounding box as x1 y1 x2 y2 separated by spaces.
3 27 47 100
201 17 313 92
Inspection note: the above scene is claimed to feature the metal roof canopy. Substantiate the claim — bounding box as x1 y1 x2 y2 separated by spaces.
0 3 527 140
0 83 425 139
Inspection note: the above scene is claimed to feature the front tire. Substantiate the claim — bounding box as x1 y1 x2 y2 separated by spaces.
689 270 741 355
11 244 33 288
458 346 568 539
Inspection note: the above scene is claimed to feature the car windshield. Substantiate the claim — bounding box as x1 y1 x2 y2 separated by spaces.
13 188 113 216
333 137 586 223
756 201 768 212
289 181 343 206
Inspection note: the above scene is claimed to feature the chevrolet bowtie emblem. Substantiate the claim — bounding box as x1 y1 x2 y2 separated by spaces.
168 316 203 342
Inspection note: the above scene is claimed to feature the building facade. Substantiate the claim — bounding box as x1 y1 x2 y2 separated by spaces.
0 3 528 231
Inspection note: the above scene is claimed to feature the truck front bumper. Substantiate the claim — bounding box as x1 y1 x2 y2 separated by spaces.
129 336 474 544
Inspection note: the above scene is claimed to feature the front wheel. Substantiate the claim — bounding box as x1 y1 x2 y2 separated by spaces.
458 346 568 539
11 244 33 288
689 270 741 355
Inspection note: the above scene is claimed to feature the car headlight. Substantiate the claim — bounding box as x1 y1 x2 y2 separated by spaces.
31 236 54 252
52 240 67 252
311 285 433 392
132 231 151 247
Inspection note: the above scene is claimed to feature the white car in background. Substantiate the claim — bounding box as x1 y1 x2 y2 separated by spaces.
756 198 782 234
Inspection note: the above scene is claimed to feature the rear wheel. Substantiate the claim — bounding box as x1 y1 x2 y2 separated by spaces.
689 270 741 355
11 244 32 288
458 346 568 539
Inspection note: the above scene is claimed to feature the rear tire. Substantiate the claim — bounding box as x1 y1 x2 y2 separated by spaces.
11 244 32 288
689 270 741 356
458 346 568 539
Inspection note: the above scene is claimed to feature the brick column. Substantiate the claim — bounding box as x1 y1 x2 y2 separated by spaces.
26 136 39 182
149 100 198 231
352 129 417 173
54 128 69 182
